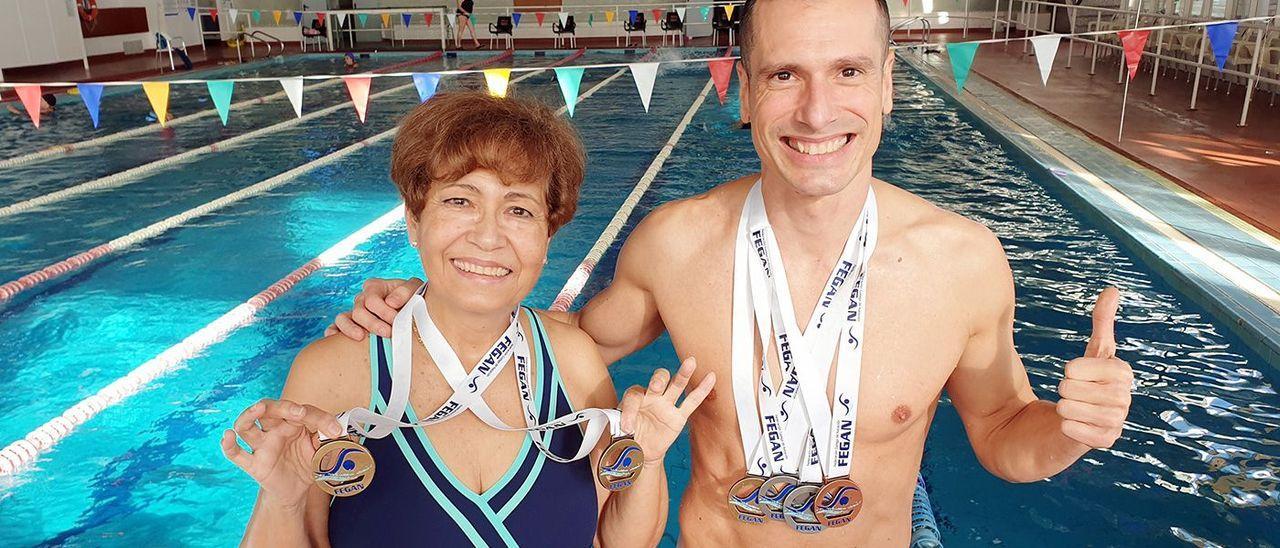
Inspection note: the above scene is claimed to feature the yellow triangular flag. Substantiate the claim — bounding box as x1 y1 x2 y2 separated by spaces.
483 69 512 97
605 11 615 23
142 82 170 127
272 10 282 25
724 5 735 18
381 13 391 28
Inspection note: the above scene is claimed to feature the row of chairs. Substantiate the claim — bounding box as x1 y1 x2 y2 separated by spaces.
1087 16 1280 98
485 8 744 49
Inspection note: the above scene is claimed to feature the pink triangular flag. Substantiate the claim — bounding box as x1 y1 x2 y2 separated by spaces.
343 76 372 123
15 85 43 128
708 59 735 104
1118 30 1151 80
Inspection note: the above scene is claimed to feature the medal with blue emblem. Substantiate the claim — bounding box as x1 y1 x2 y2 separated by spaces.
814 477 863 527
596 436 643 491
757 473 800 521
312 437 376 497
782 482 825 534
728 475 768 524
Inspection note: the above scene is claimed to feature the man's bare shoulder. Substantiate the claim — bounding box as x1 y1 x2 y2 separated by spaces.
626 174 756 255
532 311 616 407
285 333 372 413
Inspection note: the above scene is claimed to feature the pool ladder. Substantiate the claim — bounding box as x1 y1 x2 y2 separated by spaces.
235 30 286 63
891 16 935 51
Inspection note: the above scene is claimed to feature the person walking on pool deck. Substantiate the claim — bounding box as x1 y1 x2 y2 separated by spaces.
454 0 483 50
333 0 1135 544
222 92 713 547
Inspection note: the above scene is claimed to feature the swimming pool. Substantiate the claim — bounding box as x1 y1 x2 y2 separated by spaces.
0 48 1275 546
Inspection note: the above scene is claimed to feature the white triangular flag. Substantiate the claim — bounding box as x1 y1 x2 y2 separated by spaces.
447 13 457 28
558 12 568 26
280 77 304 117
1029 34 1062 86
676 7 686 21
629 62 659 112
336 12 347 26
229 8 238 22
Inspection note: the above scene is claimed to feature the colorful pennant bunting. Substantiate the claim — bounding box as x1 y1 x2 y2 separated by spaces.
629 62 659 112
142 82 170 127
709 59 735 104
412 73 441 103
588 13 594 26
209 8 217 21
15 85 42 128
1206 22 1238 71
652 9 663 24
558 12 568 27
336 12 347 26
484 69 512 97
536 12 546 26
293 11 303 25
1117 29 1151 80
700 6 711 21
187 7 196 20
946 42 979 92
628 10 638 24
206 80 234 126
676 7 687 22
425 13 433 26
381 13 391 28
470 14 476 25
1029 34 1062 85
512 12 522 27
272 10 282 25
77 83 103 128
358 13 369 27
403 13 412 27
343 76 372 123
555 67 585 116
228 8 238 22
253 10 261 22
447 14 456 28
316 12 326 25
280 77 304 118
724 5 735 18
605 11 615 23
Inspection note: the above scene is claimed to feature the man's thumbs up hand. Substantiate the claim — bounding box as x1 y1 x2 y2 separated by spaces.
1057 287 1133 449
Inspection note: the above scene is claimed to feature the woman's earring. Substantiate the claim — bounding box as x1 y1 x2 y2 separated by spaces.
409 240 418 248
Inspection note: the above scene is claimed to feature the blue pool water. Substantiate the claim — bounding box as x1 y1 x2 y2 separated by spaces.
0 49 1276 547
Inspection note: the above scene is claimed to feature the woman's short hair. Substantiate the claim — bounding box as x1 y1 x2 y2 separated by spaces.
391 91 585 234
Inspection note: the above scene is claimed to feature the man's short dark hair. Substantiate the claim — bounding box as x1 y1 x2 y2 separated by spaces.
738 0 891 69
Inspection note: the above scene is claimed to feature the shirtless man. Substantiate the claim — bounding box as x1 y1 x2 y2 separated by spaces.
330 0 1134 544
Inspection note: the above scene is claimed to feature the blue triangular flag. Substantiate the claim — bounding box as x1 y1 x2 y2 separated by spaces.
629 10 638 24
187 7 196 20
402 13 412 27
1205 22 1238 72
206 80 234 126
293 11 303 25
412 73 441 103
76 83 104 128
512 12 522 27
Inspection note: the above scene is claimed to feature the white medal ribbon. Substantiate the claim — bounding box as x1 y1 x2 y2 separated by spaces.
330 286 619 464
731 180 877 483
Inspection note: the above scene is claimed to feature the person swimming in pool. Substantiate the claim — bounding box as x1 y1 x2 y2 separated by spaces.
343 52 358 71
334 0 1134 544
6 93 57 116
454 0 483 50
222 92 713 546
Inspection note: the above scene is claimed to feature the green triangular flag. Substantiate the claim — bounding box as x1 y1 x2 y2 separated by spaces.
252 10 261 22
469 14 476 25
206 80 235 126
554 67 585 116
946 42 980 92
588 13 594 26
358 13 369 27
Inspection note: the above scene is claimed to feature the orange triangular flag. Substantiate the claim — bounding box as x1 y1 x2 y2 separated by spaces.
343 76 372 122
272 10 282 25
14 85 43 128
381 13 391 28
142 82 170 127
709 59 736 104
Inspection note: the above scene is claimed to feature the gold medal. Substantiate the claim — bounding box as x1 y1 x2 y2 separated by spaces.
728 475 768 524
814 478 863 527
596 436 643 491
312 437 376 497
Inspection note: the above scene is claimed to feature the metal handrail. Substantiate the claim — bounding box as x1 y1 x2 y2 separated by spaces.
890 16 932 45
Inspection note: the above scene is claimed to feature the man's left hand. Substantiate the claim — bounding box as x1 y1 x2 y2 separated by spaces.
1056 287 1133 449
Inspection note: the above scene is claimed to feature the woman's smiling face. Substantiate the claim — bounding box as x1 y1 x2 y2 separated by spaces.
407 168 550 315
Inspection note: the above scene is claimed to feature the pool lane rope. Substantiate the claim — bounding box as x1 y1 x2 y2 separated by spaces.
0 51 512 220
0 50 575 307
0 50 606 477
551 76 715 311
0 53 444 171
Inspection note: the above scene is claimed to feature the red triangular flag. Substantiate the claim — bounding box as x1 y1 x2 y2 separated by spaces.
210 8 218 21
343 76 372 123
425 12 434 26
15 85 43 128
1117 30 1151 80
535 12 545 26
652 9 663 24
708 59 736 105
316 12 326 24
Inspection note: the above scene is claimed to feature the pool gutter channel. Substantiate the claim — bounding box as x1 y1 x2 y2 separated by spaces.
898 51 1280 368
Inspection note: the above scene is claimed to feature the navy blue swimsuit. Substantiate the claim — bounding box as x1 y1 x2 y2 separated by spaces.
328 309 599 547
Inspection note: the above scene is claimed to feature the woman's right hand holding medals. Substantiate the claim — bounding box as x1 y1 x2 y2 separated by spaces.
220 398 346 508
